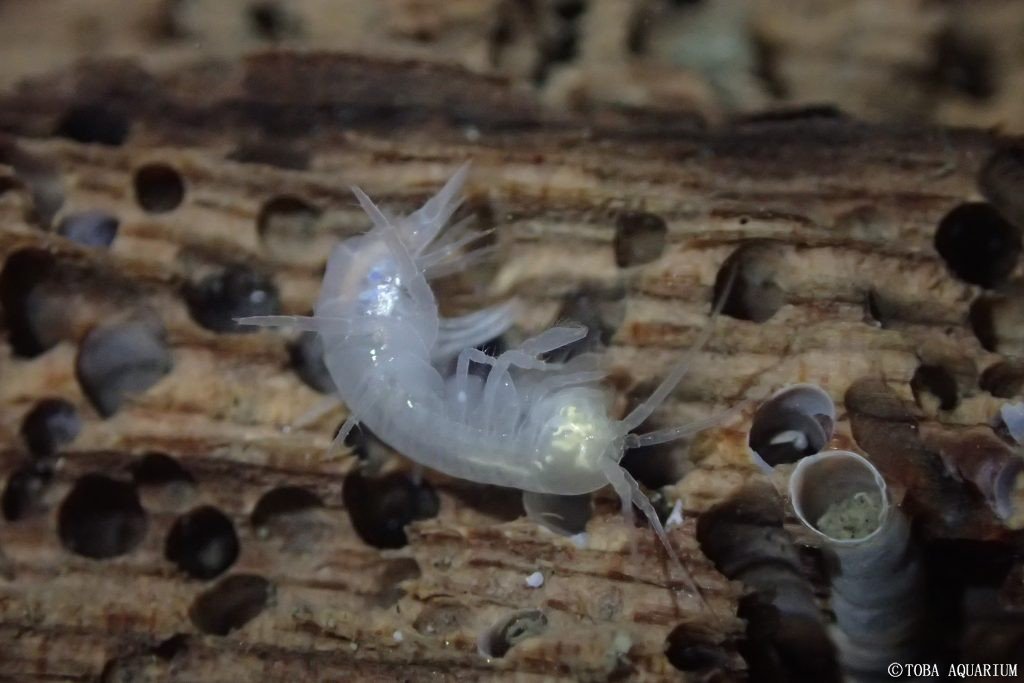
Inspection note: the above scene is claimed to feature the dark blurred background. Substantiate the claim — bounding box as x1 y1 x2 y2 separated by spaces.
0 0 1021 129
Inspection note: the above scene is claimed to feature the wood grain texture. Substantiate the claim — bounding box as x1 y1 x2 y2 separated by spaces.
1 52 1023 681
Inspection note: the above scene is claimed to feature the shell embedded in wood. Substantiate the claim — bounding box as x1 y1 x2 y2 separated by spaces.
748 384 836 472
789 450 927 679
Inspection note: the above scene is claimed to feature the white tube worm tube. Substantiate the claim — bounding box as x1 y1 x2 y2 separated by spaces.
789 450 925 680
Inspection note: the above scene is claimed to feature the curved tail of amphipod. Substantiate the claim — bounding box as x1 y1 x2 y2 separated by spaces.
789 450 927 680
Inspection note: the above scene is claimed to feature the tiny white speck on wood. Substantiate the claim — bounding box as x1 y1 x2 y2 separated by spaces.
570 532 589 549
525 571 545 588
666 500 684 529
393 630 404 643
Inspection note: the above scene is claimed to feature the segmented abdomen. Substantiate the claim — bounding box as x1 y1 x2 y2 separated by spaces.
321 326 540 489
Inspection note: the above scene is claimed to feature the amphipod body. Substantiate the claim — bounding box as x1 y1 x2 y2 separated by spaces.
241 164 731 602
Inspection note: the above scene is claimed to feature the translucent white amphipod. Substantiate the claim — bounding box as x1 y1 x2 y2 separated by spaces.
240 164 732 603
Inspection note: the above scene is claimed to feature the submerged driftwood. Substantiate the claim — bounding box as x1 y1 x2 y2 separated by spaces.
0 53 1023 681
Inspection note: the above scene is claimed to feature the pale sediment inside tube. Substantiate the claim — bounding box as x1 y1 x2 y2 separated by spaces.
816 491 883 540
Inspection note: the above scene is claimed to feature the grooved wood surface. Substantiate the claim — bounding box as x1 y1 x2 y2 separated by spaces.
0 52 1022 681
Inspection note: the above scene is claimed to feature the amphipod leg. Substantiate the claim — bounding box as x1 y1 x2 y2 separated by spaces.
234 315 355 333
326 381 381 458
452 346 478 424
351 185 436 313
419 220 494 273
422 245 498 280
235 315 320 331
517 325 588 357
287 395 344 433
522 491 592 536
433 301 520 362
623 401 752 449
405 162 472 254
618 265 737 434
477 325 591 417
450 346 507 424
327 414 360 460
600 459 711 611
478 335 585 425
479 351 537 423
537 370 607 393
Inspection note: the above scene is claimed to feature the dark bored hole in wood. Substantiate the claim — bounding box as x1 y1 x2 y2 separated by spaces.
934 202 1020 289
56 103 131 146
343 470 440 549
20 397 81 458
613 210 667 267
910 364 960 412
134 163 185 214
479 609 548 658
183 265 281 334
58 473 148 559
165 505 240 580
713 242 785 323
190 574 273 636
2 464 53 522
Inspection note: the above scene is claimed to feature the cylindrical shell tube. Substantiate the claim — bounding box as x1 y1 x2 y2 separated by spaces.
748 384 836 472
789 450 925 679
